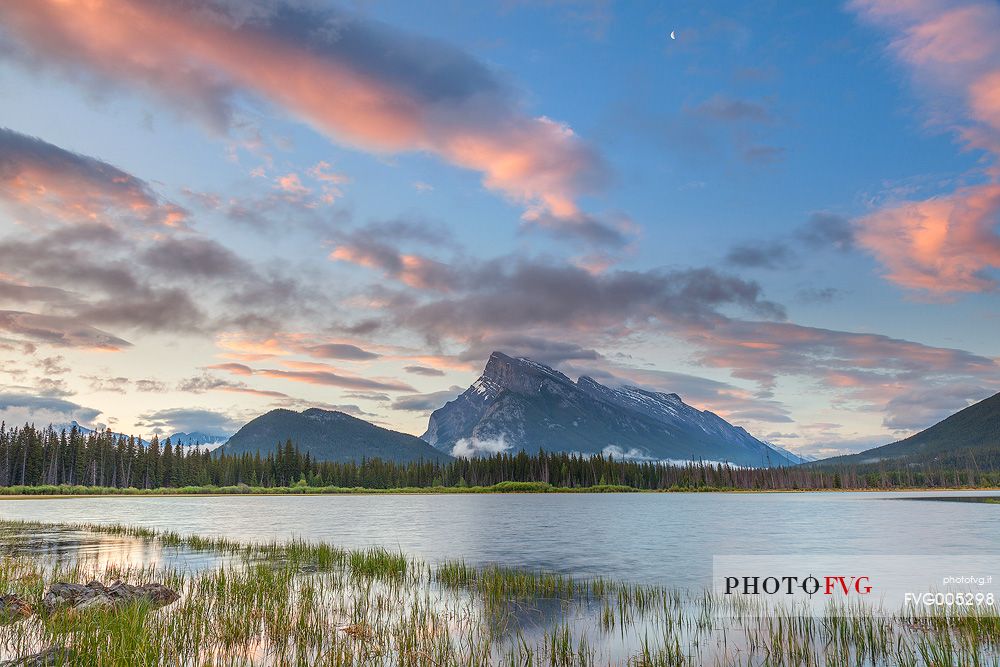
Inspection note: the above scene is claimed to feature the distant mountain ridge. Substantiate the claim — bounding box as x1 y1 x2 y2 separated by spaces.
67 421 147 445
220 408 451 464
819 391 1000 466
169 432 229 450
422 352 801 467
66 423 227 449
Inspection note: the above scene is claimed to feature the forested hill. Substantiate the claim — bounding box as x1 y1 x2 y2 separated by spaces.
818 391 1000 467
2 422 999 491
220 408 451 464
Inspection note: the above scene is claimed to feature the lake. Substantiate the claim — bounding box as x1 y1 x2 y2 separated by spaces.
2 490 998 586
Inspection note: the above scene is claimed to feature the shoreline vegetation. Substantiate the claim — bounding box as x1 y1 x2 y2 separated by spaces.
3 482 1000 498
3 423 1000 494
0 519 997 665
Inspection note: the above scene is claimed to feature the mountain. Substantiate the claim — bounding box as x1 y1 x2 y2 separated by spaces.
819 391 1000 466
169 432 229 450
67 423 226 450
422 352 800 467
68 421 147 445
220 408 451 463
763 442 815 465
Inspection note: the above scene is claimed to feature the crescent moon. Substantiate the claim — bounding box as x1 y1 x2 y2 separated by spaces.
670 30 676 40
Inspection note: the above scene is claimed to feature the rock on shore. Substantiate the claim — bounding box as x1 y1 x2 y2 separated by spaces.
0 595 32 623
42 581 179 613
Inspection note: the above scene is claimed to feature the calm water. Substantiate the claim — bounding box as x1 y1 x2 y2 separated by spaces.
1 490 998 586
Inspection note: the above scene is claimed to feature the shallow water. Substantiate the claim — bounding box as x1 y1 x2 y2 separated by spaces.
2 490 998 586
0 524 228 571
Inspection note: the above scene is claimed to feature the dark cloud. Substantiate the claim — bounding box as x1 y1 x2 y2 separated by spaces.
742 145 785 164
177 373 288 398
722 212 856 273
79 287 205 332
403 365 446 377
0 392 102 427
796 212 855 252
458 336 602 367
86 376 131 393
795 287 842 304
259 3 507 109
0 228 211 335
0 129 337 350
134 379 168 392
689 95 774 124
0 202 327 345
330 233 457 292
612 93 782 169
390 386 465 412
221 181 352 236
687 319 1000 422
354 217 455 247
519 211 632 249
35 355 69 376
385 258 786 340
301 343 380 361
342 391 391 403
340 319 383 336
218 273 323 332
882 384 994 432
33 377 72 398
138 407 243 436
725 241 795 269
141 237 250 277
0 310 129 350
0 279 79 307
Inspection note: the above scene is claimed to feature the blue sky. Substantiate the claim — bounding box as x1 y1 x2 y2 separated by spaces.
0 0 997 458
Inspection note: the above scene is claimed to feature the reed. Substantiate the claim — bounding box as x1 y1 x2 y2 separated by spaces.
0 519 995 666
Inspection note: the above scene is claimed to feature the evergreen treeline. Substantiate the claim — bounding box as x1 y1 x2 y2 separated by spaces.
2 422 999 491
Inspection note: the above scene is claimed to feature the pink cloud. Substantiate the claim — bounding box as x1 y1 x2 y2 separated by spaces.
258 368 414 392
215 334 289 361
308 161 349 185
276 173 309 195
970 69 1000 142
205 362 254 376
0 127 187 228
330 245 454 291
850 0 1000 292
856 184 1000 292
0 1 609 239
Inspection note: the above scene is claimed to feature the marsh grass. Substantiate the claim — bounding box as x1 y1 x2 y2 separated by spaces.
0 520 996 666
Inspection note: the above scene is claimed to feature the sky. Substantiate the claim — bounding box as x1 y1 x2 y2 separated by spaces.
0 0 998 459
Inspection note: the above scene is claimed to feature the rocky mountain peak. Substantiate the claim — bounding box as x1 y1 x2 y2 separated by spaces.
424 351 802 466
481 351 573 394
621 386 682 403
